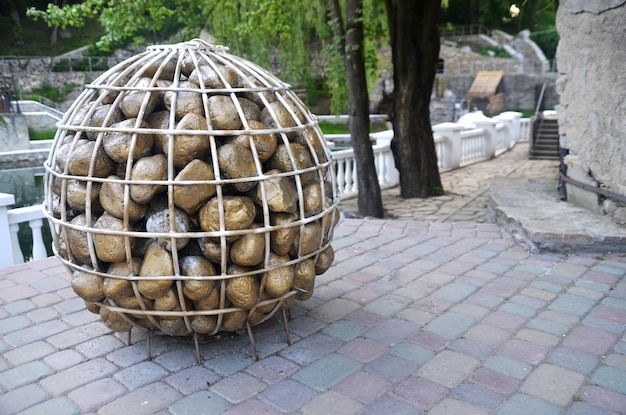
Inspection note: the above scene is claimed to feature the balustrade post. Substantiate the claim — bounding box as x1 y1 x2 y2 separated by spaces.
9 223 24 265
474 119 498 159
432 122 463 169
374 132 399 186
30 219 47 260
497 111 522 147
0 193 17 267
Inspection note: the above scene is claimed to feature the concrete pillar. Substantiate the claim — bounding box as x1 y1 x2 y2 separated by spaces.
497 111 523 147
474 119 498 159
432 122 463 169
0 193 16 267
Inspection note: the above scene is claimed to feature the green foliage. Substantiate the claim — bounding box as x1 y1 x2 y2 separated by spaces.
506 109 535 118
0 16 104 56
479 45 509 58
319 120 388 134
319 122 350 135
52 57 108 72
25 0 388 114
25 83 77 103
28 0 178 52
440 0 557 34
430 186 444 196
531 30 559 60
28 128 57 141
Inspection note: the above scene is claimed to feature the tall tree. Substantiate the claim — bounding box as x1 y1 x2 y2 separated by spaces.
328 0 384 217
384 0 443 198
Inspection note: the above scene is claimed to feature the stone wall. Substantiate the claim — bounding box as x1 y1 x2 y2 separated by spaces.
0 114 30 152
371 42 558 119
556 0 626 224
443 73 557 112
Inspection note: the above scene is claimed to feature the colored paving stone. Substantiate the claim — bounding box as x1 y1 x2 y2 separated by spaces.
2 154 626 415
548 294 598 317
423 312 477 340
471 367 521 395
258 379 317 412
520 364 586 406
292 353 361 392
300 390 363 415
332 370 391 404
497 393 563 415
418 350 480 388
591 366 626 395
562 326 618 356
499 338 549 365
483 356 533 380
453 383 506 410
365 354 418 383
546 346 601 374
393 376 449 411
578 385 626 414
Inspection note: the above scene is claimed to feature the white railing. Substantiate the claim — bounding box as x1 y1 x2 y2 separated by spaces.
331 111 525 199
520 117 530 142
0 194 49 267
0 112 528 267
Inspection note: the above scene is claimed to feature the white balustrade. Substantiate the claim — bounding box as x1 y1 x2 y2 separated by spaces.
460 129 488 165
0 113 528 267
519 118 531 142
0 194 48 267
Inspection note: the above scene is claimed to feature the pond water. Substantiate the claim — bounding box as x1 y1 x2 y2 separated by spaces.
0 165 53 261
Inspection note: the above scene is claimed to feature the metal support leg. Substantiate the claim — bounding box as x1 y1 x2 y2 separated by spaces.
246 322 259 361
146 330 152 361
282 308 292 346
193 332 202 365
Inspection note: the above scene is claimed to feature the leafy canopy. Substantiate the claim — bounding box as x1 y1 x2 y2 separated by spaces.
28 0 387 113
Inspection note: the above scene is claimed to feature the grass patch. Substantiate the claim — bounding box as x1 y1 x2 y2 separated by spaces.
319 119 389 135
503 109 535 118
479 45 509 58
24 83 77 103
28 128 56 141
319 122 350 135
0 17 104 56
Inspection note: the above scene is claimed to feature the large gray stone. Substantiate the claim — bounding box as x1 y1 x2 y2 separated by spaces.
556 0 626 202
486 177 626 253
0 114 30 152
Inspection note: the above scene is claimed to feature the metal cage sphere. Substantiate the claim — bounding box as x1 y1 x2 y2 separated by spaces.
43 39 340 337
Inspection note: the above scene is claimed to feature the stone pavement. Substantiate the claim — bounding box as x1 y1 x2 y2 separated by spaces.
1 142 625 414
1 217 625 414
339 142 560 223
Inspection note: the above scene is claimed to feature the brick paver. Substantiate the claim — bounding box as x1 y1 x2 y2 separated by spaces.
1 145 625 414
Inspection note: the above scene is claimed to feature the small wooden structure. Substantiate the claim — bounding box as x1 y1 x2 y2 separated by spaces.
467 70 504 115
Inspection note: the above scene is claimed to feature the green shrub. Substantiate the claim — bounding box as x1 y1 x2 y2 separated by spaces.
319 122 350 135
28 128 56 141
52 57 109 72
479 45 509 58
27 83 76 103
531 30 559 61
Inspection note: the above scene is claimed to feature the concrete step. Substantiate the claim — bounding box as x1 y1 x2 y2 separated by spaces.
487 177 626 253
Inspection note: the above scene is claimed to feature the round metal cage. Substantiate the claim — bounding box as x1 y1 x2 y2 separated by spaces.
43 39 340 339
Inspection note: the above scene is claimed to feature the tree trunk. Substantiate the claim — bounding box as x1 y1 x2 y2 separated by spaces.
10 5 23 46
385 0 443 198
328 0 384 217
51 26 59 47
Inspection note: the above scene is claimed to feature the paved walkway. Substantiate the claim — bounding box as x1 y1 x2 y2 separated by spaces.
339 142 560 223
1 144 625 415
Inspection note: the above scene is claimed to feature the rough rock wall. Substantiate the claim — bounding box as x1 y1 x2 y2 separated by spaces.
0 114 30 152
556 1 626 209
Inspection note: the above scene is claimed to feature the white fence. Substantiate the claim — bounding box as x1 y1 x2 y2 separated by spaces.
0 113 530 267
331 111 527 199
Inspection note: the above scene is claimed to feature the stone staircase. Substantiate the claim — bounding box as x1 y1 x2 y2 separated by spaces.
529 114 559 159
